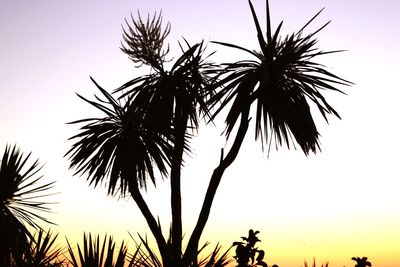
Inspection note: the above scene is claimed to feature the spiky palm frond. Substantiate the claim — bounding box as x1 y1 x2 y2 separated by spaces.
197 243 233 267
210 0 352 155
127 233 163 267
0 145 55 260
66 77 173 197
21 229 64 266
67 233 128 267
121 11 171 71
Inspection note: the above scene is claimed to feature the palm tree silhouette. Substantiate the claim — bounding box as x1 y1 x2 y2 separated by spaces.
184 1 351 264
66 78 174 264
66 1 351 266
66 12 217 266
0 145 56 265
117 14 218 264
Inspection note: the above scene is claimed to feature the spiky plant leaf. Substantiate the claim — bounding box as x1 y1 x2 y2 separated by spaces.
198 243 233 267
127 233 162 267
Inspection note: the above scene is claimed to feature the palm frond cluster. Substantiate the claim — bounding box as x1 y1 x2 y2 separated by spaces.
21 229 64 267
66 233 232 267
66 233 129 267
23 231 232 267
210 1 351 155
67 37 218 199
116 40 217 134
66 78 173 197
0 144 56 264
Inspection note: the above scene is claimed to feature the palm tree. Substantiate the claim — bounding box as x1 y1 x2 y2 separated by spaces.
183 0 351 264
66 1 351 266
0 144 56 265
66 78 173 265
118 13 220 265
66 11 217 267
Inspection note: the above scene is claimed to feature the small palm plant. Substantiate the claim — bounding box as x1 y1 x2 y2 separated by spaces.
22 229 64 266
351 257 372 267
0 144 56 265
66 233 131 267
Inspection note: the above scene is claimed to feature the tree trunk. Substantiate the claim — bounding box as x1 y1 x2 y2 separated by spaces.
129 184 169 265
170 104 188 265
182 109 250 266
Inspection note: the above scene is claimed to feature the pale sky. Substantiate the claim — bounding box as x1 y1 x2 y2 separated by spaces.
1 1 400 266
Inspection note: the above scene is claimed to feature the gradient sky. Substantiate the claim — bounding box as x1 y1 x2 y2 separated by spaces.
1 0 400 266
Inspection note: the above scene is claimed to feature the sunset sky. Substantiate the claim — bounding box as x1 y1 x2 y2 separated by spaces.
1 0 399 266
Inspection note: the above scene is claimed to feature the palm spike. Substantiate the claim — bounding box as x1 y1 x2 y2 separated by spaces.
297 7 325 35
266 0 272 43
248 0 267 52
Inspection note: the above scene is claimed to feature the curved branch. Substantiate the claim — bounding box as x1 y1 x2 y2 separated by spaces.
129 185 169 265
182 107 250 266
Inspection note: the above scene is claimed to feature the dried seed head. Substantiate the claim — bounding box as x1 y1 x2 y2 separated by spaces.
121 11 171 71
